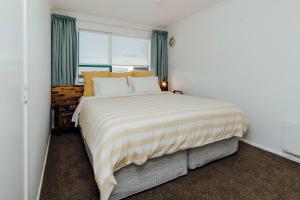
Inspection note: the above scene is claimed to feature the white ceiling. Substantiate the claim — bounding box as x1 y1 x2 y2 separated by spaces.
53 0 222 27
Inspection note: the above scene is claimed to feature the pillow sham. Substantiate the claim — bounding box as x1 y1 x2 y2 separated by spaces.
93 77 131 97
110 72 132 77
128 76 161 93
82 71 110 96
132 71 153 77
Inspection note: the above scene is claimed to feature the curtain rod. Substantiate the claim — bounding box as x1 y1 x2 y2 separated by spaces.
78 19 154 33
52 10 165 32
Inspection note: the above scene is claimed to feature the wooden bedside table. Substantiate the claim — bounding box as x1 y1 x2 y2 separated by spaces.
51 85 83 135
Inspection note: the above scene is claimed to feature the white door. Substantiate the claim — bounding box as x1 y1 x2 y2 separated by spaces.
0 0 25 199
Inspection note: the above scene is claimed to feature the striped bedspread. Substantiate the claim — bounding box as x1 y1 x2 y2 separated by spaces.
72 92 248 200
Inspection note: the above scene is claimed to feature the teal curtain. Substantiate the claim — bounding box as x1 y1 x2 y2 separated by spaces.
51 14 77 85
150 30 168 82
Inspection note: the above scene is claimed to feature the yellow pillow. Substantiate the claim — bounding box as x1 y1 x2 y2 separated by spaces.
82 71 110 96
110 72 132 77
132 71 154 77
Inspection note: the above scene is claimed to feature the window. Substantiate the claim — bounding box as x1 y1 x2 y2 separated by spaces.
78 30 150 82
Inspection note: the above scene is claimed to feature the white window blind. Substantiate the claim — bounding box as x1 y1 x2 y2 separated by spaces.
79 31 109 65
112 35 150 66
78 30 150 82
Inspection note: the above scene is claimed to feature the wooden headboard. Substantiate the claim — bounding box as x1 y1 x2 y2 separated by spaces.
51 85 84 107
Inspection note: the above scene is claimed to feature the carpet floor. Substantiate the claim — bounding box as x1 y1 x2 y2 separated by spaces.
40 131 300 200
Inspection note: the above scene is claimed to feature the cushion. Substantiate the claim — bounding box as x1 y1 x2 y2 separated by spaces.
128 76 161 94
93 77 131 97
82 71 110 96
110 72 133 78
132 71 153 77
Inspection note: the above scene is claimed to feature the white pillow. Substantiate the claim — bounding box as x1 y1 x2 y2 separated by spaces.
93 77 131 96
128 76 161 93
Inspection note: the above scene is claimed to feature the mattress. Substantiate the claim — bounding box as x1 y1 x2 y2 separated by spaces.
73 92 248 200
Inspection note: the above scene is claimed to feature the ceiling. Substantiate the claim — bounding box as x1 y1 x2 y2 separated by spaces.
53 0 222 27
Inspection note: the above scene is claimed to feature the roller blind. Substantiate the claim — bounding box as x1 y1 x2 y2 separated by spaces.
79 31 109 65
112 35 150 66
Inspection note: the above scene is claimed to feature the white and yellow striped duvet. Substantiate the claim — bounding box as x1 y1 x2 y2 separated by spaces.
72 92 248 200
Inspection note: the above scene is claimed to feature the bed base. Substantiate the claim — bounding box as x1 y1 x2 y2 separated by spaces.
81 131 238 200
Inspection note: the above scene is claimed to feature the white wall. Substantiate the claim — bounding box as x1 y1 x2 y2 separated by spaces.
0 0 24 199
168 0 300 161
27 0 52 199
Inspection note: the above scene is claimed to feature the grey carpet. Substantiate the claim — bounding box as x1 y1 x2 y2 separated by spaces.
40 131 300 200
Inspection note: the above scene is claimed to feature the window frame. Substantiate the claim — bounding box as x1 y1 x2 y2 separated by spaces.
77 65 112 81
77 29 150 83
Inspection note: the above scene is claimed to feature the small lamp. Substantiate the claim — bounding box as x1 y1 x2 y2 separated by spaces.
161 76 168 91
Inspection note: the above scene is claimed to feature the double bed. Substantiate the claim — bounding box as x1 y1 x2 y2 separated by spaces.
72 91 248 200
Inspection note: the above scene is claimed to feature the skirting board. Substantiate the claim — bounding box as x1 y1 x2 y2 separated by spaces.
36 133 51 200
239 138 300 164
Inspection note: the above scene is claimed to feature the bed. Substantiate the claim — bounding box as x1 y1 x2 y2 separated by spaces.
72 92 248 200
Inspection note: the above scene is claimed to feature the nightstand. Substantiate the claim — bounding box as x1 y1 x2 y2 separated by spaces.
52 101 78 134
51 85 83 135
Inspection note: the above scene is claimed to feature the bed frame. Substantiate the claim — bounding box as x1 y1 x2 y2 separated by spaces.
53 85 239 199
80 129 238 200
